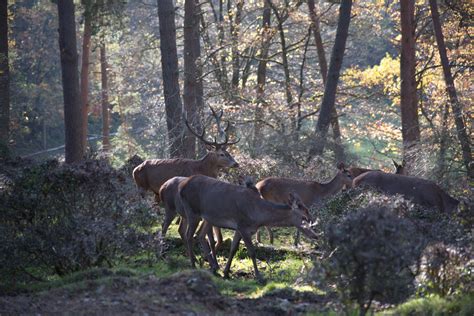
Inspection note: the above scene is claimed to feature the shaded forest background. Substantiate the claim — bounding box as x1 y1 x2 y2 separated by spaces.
0 0 472 186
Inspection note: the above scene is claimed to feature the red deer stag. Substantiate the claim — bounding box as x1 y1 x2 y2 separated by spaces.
352 171 459 212
133 106 239 248
255 162 353 246
178 175 318 283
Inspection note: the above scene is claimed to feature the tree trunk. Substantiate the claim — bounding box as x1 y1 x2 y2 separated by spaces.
57 0 84 163
400 0 420 169
0 0 9 157
100 43 110 152
252 0 271 157
267 0 295 134
183 0 201 158
80 12 92 152
194 0 206 156
429 0 473 179
157 0 186 158
310 0 352 158
230 0 244 93
307 0 345 162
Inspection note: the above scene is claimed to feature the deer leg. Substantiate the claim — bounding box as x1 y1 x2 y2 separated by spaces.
185 215 201 268
213 227 223 251
267 227 274 244
161 207 177 237
223 231 242 279
206 227 218 267
294 229 300 247
240 230 266 284
198 221 219 273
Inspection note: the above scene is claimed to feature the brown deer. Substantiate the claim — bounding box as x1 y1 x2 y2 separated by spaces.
133 106 239 249
178 175 318 283
348 159 407 178
255 162 353 245
352 171 459 212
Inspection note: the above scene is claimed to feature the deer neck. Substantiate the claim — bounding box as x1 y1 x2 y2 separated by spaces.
255 200 294 228
198 153 219 178
314 173 345 197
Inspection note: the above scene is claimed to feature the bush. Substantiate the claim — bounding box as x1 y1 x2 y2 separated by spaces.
322 206 425 315
0 158 159 292
418 243 473 297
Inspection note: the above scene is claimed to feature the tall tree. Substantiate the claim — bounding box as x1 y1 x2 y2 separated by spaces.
57 0 84 163
157 0 186 158
230 0 244 93
307 0 345 162
0 0 9 157
310 0 352 158
100 42 110 152
252 0 271 156
429 0 473 179
399 0 420 169
80 6 92 152
183 0 201 158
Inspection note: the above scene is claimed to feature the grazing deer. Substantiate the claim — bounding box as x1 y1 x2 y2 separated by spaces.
255 162 353 246
352 171 459 212
178 175 318 283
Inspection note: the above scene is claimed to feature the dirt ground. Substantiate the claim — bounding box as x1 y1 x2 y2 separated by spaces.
0 270 331 315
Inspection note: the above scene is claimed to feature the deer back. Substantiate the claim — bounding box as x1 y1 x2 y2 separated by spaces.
353 171 458 212
179 175 314 232
256 167 352 207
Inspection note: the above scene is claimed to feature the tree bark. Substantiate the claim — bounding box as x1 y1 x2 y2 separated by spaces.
80 12 92 152
230 0 244 92
252 0 271 157
157 0 186 158
307 0 345 162
57 0 84 163
183 0 201 158
267 0 295 132
100 43 110 152
310 0 352 158
429 0 473 179
0 0 9 157
194 0 206 156
400 0 420 169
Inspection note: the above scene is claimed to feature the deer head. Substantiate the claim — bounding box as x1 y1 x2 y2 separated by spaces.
288 192 318 239
336 162 354 188
184 106 240 168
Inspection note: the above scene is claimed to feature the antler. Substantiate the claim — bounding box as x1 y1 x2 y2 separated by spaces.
184 116 220 148
208 105 240 146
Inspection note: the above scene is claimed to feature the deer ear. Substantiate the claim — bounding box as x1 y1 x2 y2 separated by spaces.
337 162 345 170
401 159 406 166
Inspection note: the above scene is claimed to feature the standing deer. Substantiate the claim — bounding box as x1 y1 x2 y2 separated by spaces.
352 171 459 212
133 106 239 249
255 162 353 246
178 175 318 283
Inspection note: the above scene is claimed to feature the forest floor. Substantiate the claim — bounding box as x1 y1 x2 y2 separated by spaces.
0 230 339 315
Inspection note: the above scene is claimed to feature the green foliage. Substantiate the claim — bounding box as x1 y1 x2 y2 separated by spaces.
0 158 159 294
321 206 425 315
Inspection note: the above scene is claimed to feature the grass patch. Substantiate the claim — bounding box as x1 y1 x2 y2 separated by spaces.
381 293 474 316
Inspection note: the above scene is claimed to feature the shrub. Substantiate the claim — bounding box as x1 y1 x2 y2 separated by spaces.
322 206 425 316
418 243 473 297
0 158 158 292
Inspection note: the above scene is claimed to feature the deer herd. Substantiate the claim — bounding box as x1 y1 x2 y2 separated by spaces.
132 107 460 284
